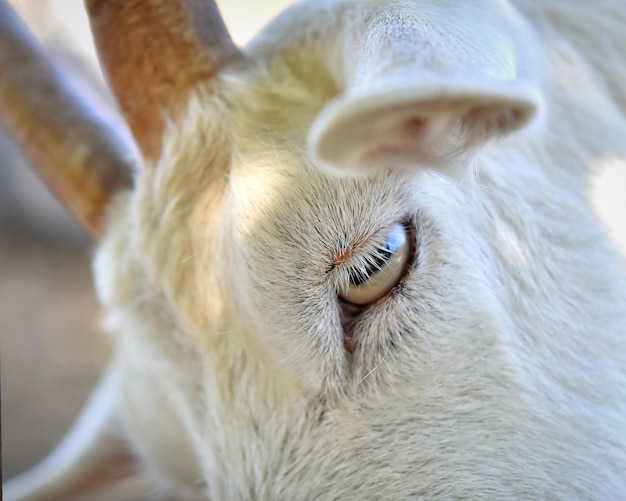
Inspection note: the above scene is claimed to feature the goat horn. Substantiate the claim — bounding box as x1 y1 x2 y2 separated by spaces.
0 1 135 240
85 0 243 162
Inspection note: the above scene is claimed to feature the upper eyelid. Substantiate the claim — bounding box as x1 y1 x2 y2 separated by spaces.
330 233 386 272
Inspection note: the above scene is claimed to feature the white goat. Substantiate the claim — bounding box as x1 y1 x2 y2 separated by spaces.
1 0 625 499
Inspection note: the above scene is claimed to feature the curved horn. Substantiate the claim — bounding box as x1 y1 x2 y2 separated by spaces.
85 0 243 162
0 1 135 240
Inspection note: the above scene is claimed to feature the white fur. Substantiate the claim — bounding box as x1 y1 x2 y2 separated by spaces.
6 0 626 499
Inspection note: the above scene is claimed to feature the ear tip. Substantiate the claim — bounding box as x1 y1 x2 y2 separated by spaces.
306 130 364 177
307 98 380 176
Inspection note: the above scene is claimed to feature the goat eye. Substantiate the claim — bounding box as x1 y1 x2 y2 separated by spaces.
340 223 410 305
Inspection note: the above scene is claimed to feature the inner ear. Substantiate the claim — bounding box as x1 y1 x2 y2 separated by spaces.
308 82 542 175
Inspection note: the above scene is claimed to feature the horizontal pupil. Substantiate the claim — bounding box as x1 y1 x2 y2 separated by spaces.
348 243 393 286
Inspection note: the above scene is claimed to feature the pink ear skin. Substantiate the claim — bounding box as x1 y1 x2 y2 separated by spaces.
308 80 542 176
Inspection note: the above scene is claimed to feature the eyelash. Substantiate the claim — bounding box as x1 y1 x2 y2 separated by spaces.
343 221 415 285
347 242 395 286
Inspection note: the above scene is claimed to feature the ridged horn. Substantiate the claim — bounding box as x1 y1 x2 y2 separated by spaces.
85 0 243 162
0 0 135 240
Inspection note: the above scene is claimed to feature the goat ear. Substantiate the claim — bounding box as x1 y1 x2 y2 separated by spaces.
308 79 541 174
307 1 543 175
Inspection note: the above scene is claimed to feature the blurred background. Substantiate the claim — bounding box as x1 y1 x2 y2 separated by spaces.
1 0 625 486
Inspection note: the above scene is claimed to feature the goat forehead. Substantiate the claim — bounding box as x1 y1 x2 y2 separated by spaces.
246 0 536 82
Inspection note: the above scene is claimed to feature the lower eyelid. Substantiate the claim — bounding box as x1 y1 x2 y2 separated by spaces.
337 298 365 352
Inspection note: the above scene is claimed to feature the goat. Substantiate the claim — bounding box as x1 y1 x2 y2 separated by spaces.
1 0 625 499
